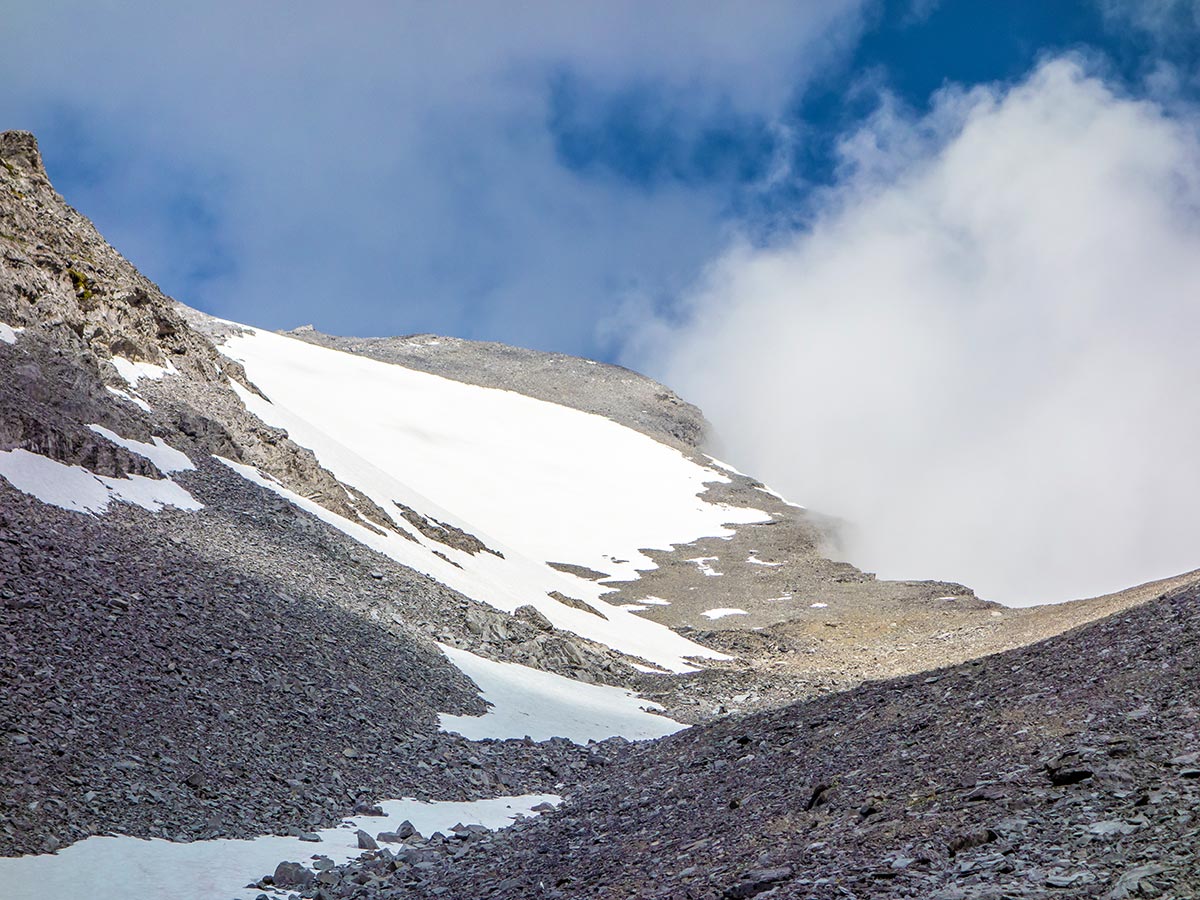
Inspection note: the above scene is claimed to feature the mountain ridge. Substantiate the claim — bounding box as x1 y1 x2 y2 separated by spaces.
2 129 1197 899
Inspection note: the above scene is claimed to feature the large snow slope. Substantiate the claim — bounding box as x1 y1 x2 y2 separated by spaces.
220 327 767 672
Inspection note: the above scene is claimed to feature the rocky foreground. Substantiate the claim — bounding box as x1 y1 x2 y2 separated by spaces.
302 583 1200 899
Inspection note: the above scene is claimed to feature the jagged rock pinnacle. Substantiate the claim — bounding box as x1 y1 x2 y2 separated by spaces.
0 130 49 180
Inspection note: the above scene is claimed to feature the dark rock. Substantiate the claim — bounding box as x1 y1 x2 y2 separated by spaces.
723 866 793 899
272 861 315 889
356 829 378 850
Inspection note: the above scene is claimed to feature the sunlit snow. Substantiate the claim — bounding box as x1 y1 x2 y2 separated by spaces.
110 355 176 386
216 457 718 672
219 327 766 582
104 386 154 413
0 449 202 514
0 322 23 344
438 645 684 742
88 425 194 473
701 608 747 620
0 794 558 900
687 557 722 577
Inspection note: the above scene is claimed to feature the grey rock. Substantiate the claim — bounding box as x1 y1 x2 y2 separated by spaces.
271 861 315 889
356 829 378 850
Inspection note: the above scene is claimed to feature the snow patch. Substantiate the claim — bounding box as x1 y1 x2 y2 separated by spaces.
438 645 684 742
0 794 557 900
703 454 749 477
630 662 669 674
639 596 672 606
104 386 153 413
110 356 177 386
0 449 202 514
810 602 829 609
0 322 24 344
686 557 722 577
754 484 805 508
701 608 748 620
746 555 782 567
87 425 194 473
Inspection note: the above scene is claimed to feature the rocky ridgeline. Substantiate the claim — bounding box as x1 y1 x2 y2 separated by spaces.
0 130 395 530
308 583 1200 900
283 327 708 452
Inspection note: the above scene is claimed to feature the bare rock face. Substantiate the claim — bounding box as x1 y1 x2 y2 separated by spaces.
0 130 385 522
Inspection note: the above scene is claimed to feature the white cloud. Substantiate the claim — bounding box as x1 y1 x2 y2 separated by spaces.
0 1 867 354
1098 0 1200 38
638 58 1200 606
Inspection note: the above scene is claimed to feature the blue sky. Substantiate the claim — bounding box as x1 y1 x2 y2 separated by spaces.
4 0 1194 361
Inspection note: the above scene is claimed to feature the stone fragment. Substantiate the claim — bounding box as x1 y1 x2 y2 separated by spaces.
272 861 315 889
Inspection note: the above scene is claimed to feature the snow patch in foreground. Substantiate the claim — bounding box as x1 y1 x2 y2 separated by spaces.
0 322 23 344
0 794 557 900
438 645 684 742
701 608 747 620
0 449 202 514
88 425 194 473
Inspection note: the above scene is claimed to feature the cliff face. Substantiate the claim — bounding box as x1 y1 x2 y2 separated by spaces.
0 130 395 526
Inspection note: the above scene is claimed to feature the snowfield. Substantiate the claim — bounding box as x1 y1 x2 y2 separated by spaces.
0 794 559 900
110 355 176 386
701 608 748 620
218 327 769 671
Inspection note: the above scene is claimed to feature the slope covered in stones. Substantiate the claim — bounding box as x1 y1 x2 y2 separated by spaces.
316 581 1200 899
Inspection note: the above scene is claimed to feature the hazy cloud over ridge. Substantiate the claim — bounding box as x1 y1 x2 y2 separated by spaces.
638 58 1200 605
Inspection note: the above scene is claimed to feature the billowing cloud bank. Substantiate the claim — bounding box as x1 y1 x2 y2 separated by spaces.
639 58 1200 606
